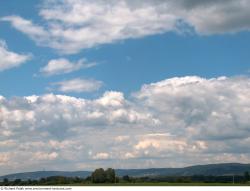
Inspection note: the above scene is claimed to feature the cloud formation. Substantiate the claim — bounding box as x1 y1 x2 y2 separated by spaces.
50 78 103 93
0 76 250 175
40 58 96 76
134 76 250 140
0 40 31 71
2 0 250 54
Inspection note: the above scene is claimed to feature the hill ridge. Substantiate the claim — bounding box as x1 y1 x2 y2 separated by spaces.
1 163 250 181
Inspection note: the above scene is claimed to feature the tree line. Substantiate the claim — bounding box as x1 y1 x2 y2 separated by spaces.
0 168 118 186
0 169 249 185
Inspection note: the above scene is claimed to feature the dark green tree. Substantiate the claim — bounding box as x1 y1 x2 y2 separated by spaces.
3 178 9 186
115 176 119 183
91 168 106 183
122 175 130 182
13 179 22 185
27 179 32 185
244 171 250 182
105 168 116 183
85 176 91 182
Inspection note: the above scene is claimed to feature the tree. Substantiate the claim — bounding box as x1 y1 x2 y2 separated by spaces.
91 168 116 183
3 178 9 186
27 179 32 185
115 176 119 183
85 176 91 182
105 168 116 183
244 171 250 182
13 179 22 185
91 168 106 183
122 175 130 182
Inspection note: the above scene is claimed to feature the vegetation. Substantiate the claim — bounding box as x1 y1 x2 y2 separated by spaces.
0 169 250 186
91 168 117 183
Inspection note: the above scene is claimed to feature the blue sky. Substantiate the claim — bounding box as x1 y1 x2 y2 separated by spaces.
1 31 250 97
0 0 250 175
0 0 250 98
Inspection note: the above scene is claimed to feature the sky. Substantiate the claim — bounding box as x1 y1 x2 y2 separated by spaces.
0 0 250 175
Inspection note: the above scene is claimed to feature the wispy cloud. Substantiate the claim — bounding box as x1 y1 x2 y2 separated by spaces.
50 78 103 93
0 40 31 71
40 58 96 76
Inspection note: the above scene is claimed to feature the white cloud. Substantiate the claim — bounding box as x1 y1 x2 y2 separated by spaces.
96 91 125 107
0 40 31 71
134 76 250 140
1 15 47 37
2 0 250 54
1 76 250 175
93 152 110 160
115 135 130 143
123 152 135 159
50 78 103 93
40 58 96 76
0 153 10 166
32 152 58 161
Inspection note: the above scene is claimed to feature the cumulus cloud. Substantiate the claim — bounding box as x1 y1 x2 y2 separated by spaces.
2 0 250 54
0 76 250 175
0 91 158 174
134 76 250 140
0 40 31 71
40 58 96 76
50 78 103 93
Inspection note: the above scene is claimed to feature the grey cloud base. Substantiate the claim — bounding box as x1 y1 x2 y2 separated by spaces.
0 76 250 175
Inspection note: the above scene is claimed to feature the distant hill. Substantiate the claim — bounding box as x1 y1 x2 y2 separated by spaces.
116 163 250 177
0 171 91 181
1 163 250 181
